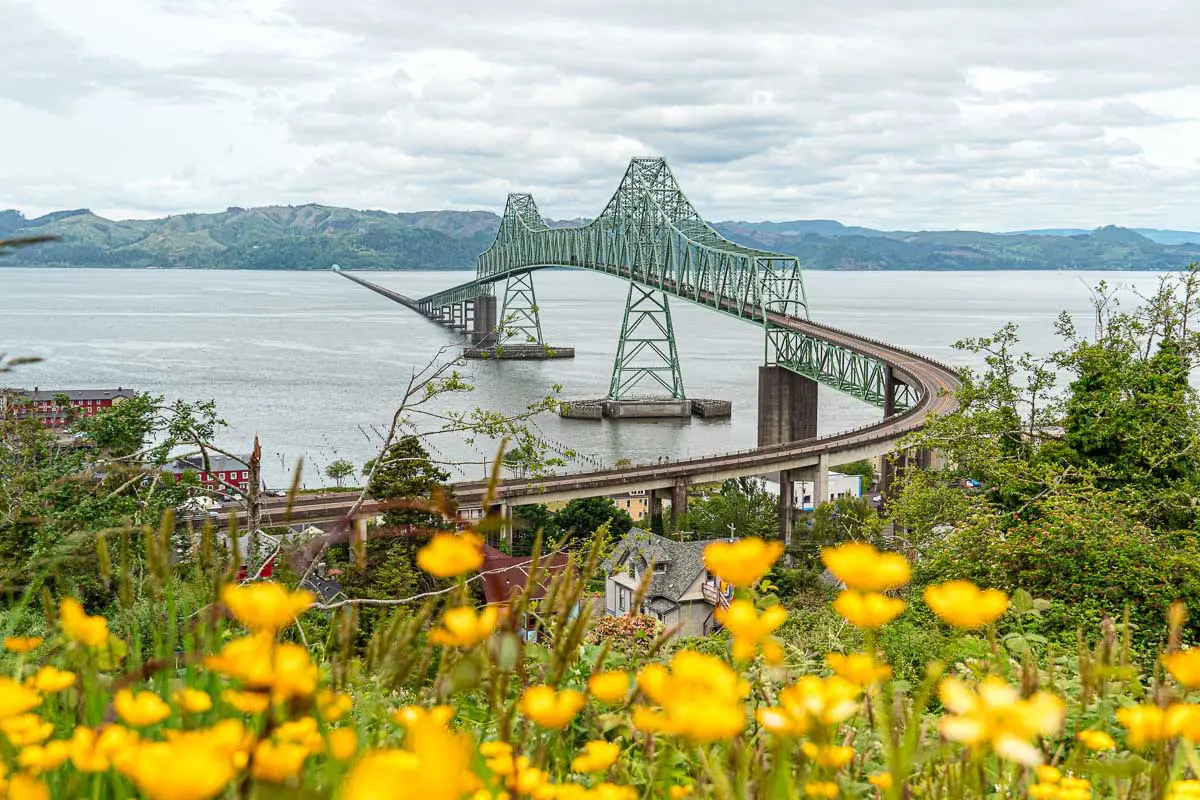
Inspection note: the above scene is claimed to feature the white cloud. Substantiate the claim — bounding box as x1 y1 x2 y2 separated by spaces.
2 0 1199 229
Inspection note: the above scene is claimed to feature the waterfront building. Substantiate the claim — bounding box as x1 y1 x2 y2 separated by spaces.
1 387 135 428
166 453 254 493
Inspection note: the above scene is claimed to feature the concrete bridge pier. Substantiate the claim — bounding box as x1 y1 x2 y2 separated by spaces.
472 294 497 346
778 469 798 547
757 366 818 447
648 489 666 534
671 480 689 528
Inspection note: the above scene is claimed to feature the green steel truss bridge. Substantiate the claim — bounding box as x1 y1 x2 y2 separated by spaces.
417 157 920 411
330 159 967 544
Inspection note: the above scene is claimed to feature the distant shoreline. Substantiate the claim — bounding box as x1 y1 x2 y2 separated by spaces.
1 264 1195 272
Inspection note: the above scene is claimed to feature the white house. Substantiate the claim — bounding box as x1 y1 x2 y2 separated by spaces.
763 471 864 511
602 528 733 639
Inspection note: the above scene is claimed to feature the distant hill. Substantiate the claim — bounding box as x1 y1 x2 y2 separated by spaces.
1008 227 1200 246
0 206 496 270
2 205 1199 271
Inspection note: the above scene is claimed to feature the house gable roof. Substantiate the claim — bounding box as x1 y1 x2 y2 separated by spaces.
480 545 572 606
604 528 719 603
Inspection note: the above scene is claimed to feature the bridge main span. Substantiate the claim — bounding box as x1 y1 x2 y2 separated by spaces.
340 157 960 547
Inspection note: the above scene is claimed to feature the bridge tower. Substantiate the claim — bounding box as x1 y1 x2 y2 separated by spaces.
499 271 544 346
608 283 685 400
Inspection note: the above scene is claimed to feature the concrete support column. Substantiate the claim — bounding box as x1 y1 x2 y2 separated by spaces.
778 469 796 547
472 294 498 345
880 449 910 505
757 366 818 447
670 480 689 529
815 452 830 508
884 366 897 418
648 489 666 534
503 504 514 552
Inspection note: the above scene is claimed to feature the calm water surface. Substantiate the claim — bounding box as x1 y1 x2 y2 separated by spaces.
0 268 1175 486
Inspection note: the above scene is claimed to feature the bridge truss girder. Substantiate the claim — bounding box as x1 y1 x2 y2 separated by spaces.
766 326 916 412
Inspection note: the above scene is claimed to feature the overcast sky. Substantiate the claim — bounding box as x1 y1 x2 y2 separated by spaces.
3 0 1199 230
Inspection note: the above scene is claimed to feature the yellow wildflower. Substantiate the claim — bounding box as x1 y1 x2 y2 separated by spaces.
1165 649 1200 689
571 740 619 773
174 689 213 714
251 739 309 783
69 726 140 773
821 541 910 591
1036 765 1062 784
479 741 512 759
17 740 70 774
124 740 238 800
938 677 1064 765
591 786 637 800
316 689 353 721
328 728 358 761
1168 703 1200 741
205 635 317 701
275 717 324 755
7 774 49 800
757 675 861 737
0 678 42 720
509 757 549 795
1116 704 1170 748
669 786 692 799
868 773 892 790
923 581 1008 629
520 686 585 730
429 605 499 648
588 671 630 703
1077 729 1116 751
220 582 313 633
716 600 787 661
339 750 420 799
59 598 109 647
221 690 270 715
343 711 474 800
28 667 74 694
162 719 254 768
114 689 171 727
804 782 840 798
393 705 456 728
632 651 749 742
833 591 905 629
1168 781 1200 800
416 532 484 578
0 715 52 747
702 537 783 588
801 742 854 769
826 653 892 686
3 637 42 654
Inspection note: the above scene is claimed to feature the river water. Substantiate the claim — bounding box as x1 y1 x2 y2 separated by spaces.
0 268 1177 487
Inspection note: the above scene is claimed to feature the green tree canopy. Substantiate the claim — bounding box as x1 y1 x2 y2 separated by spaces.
325 459 355 488
364 436 454 528
683 478 777 540
555 497 632 545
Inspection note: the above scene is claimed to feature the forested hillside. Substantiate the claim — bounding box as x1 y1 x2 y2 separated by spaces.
2 205 1198 270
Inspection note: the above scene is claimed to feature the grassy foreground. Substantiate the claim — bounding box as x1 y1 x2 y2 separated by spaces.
1 531 1199 800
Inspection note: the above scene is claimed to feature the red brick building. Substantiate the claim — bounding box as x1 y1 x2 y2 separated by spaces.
166 454 254 493
3 388 135 428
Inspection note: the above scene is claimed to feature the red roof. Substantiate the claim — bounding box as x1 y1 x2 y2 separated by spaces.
480 545 572 606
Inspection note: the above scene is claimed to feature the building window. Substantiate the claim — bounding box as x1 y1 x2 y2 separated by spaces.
654 563 666 574
618 589 626 612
